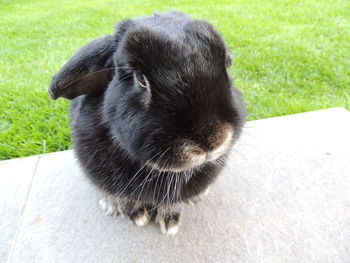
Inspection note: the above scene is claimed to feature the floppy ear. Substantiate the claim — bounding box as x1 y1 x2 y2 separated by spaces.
49 35 116 100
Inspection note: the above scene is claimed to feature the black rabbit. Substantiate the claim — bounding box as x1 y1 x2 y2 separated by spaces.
49 10 245 235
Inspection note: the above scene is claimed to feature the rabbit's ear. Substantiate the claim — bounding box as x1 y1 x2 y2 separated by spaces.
49 35 116 100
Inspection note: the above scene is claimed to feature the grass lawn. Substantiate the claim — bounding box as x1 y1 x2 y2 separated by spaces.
0 0 349 160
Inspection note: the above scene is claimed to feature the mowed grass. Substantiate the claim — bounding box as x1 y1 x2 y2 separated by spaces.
0 0 349 160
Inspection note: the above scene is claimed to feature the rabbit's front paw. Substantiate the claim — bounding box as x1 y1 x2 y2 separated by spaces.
99 195 120 217
130 206 151 226
116 198 155 227
156 205 181 236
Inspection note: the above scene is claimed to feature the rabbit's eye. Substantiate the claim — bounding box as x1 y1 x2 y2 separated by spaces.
135 71 148 88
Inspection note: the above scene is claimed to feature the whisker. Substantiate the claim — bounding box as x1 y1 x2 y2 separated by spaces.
151 155 171 205
117 151 159 198
149 157 174 212
127 147 171 201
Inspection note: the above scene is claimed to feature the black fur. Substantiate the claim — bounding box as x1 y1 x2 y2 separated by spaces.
50 11 245 206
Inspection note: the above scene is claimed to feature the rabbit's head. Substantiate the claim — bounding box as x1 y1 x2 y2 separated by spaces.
49 12 245 172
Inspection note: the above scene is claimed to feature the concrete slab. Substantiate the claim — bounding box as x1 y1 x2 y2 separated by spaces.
2 107 350 263
0 156 39 263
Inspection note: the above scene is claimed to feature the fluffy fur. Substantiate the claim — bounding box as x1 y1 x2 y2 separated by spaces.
49 10 246 234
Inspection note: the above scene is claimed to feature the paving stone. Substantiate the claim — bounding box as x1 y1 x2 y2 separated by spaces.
0 156 39 263
3 107 350 263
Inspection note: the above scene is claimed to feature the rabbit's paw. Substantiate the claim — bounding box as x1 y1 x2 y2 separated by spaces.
99 195 119 217
116 199 154 227
156 205 181 236
130 206 151 226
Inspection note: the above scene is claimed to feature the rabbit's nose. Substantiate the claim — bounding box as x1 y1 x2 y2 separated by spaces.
206 129 233 161
183 146 207 165
186 147 205 156
182 124 233 167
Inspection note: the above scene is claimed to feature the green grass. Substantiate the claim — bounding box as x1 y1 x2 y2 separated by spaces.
0 0 349 160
